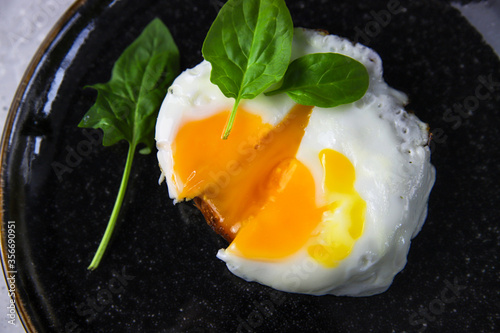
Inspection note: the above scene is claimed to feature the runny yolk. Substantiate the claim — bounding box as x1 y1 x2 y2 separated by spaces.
171 105 365 264
307 149 366 267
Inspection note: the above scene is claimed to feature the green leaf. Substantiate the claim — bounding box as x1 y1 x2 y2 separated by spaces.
265 53 369 108
79 18 180 270
202 0 293 139
79 18 180 153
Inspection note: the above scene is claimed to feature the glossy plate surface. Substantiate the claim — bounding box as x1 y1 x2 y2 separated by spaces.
1 0 499 332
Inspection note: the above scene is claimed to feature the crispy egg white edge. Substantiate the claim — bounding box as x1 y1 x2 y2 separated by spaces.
155 28 436 296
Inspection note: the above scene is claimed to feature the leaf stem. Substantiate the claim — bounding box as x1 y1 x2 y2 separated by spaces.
221 98 241 140
88 143 136 270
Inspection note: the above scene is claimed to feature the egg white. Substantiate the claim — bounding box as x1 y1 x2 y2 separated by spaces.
156 28 435 296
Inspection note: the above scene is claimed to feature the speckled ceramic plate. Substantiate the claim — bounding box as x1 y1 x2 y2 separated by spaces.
1 0 499 332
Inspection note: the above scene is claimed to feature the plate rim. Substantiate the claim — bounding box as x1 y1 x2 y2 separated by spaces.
0 1 88 332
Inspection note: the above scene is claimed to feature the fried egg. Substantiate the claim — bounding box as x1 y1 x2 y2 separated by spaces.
155 28 435 296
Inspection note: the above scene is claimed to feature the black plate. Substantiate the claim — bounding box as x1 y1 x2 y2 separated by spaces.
1 0 499 332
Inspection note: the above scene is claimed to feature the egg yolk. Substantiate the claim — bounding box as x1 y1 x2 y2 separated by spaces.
171 105 365 264
307 149 366 267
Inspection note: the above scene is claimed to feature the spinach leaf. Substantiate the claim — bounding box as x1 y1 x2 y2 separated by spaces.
79 18 180 270
80 18 179 153
265 53 369 108
202 0 293 139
